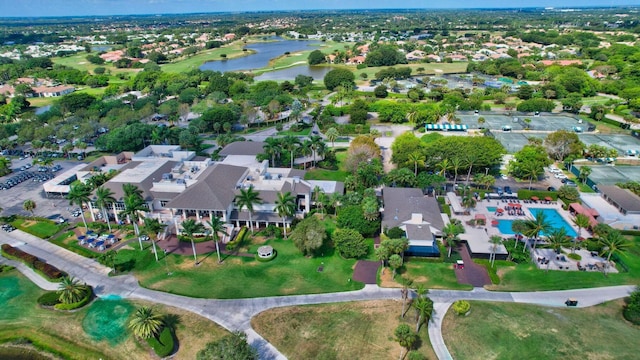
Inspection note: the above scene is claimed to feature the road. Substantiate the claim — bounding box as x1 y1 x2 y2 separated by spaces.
1 229 634 360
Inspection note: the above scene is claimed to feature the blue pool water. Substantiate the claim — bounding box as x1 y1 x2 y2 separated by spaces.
496 208 577 237
487 206 498 212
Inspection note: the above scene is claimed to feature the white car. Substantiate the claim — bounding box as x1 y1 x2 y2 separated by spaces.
501 174 508 180
554 173 567 179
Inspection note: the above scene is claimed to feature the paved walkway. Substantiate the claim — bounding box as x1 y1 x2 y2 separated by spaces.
1 229 635 360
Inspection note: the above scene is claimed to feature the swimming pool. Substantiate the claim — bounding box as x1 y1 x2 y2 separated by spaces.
495 208 577 237
487 206 498 212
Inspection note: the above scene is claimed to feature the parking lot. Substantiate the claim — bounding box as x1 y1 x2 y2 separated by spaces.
0 156 81 221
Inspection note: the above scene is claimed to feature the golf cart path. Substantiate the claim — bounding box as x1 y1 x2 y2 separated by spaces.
1 230 634 360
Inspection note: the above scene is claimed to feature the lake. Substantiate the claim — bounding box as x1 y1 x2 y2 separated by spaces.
199 37 321 72
254 65 332 81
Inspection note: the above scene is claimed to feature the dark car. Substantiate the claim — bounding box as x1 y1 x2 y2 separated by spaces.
547 186 557 192
504 186 512 194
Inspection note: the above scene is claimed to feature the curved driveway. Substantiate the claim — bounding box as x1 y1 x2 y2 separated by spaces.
0 230 634 360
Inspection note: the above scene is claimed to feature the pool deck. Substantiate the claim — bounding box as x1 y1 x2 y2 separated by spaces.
454 198 582 258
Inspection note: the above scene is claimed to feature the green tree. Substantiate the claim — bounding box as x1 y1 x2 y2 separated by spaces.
22 199 36 216
282 135 301 169
128 306 164 339
544 130 585 161
207 216 227 264
511 219 528 251
196 331 258 360
336 205 380 237
325 127 339 147
121 194 147 248
598 230 631 275
443 222 464 257
274 191 296 239
579 166 592 184
546 228 570 270
308 49 326 65
323 68 355 91
388 254 403 279
67 183 91 229
394 323 417 360
524 211 552 252
234 185 263 234
290 215 326 256
95 186 116 232
413 295 434 332
57 276 89 304
332 228 368 259
391 132 424 169
573 213 591 249
557 185 580 202
181 219 205 264
143 217 166 262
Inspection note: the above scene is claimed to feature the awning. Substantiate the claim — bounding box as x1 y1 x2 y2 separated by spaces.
475 214 486 220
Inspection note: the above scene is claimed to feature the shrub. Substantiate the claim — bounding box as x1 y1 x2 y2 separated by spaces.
1 244 39 266
54 287 93 310
0 264 15 273
503 239 530 263
623 286 640 325
37 291 61 306
386 226 406 239
332 228 369 259
146 327 175 357
567 253 582 261
226 227 247 251
453 300 471 315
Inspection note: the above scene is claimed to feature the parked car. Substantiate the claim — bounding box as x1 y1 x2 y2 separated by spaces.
504 186 512 194
547 186 557 191
555 173 568 179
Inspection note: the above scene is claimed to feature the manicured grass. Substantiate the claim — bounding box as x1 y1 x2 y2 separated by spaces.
0 270 227 360
354 62 468 83
442 300 640 360
398 258 473 290
134 235 364 298
488 236 640 291
161 42 250 73
50 231 99 259
11 218 62 239
304 168 349 181
277 127 311 136
252 300 436 360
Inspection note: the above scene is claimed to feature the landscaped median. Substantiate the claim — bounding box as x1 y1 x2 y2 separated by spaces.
1 244 67 281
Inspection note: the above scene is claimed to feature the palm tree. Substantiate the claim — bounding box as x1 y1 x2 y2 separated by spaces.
94 186 116 232
309 135 324 167
120 195 147 249
579 166 592 184
143 218 166 262
461 196 476 214
436 158 450 178
573 213 591 252
464 153 479 184
122 183 143 199
413 295 434 332
181 219 205 264
207 216 226 263
546 228 570 270
451 157 463 185
234 185 263 234
325 127 339 147
524 211 552 253
262 137 281 167
522 162 543 190
489 235 503 267
67 183 91 229
443 222 463 257
57 276 89 304
128 306 164 339
282 135 301 169
23 199 36 217
400 278 413 318
275 191 296 239
511 219 528 251
406 152 424 176
598 230 631 275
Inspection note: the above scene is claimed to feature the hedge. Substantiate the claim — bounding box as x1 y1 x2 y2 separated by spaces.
2 244 39 266
1 244 66 281
452 300 471 316
226 227 248 251
146 327 174 357
53 287 93 310
37 291 61 306
517 189 558 201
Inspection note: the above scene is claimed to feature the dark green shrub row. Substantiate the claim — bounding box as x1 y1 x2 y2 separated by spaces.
517 189 558 201
53 287 93 310
255 250 277 262
621 229 640 236
33 260 65 280
37 291 61 306
146 327 174 357
226 227 248 251
1 244 66 281
0 264 15 273
623 287 640 325
2 243 39 265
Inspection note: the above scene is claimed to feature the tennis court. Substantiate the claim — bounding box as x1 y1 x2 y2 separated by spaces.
575 165 640 185
493 132 640 154
457 113 581 131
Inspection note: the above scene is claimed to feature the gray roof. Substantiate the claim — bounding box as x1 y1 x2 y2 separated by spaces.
598 185 640 213
229 210 284 223
218 141 266 157
405 224 434 241
166 164 248 211
381 187 444 231
100 160 178 202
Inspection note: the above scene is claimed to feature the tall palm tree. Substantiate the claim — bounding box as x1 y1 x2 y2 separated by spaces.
598 230 631 276
413 295 434 332
262 137 281 167
67 183 91 229
234 185 262 234
464 153 479 185
120 195 147 249
282 135 301 169
128 306 164 339
406 152 424 176
489 235 502 267
122 183 143 199
524 211 552 253
522 162 543 190
181 219 205 264
443 222 463 257
23 199 36 217
451 157 463 185
325 127 339 147
207 216 226 263
579 166 592 184
274 191 296 239
57 276 89 304
573 213 591 252
143 217 166 262
400 278 413 318
461 196 476 214
309 135 325 167
511 219 528 251
546 228 570 271
436 158 450 178
94 186 116 232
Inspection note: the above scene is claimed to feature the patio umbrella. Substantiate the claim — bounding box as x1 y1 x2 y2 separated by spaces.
77 235 86 240
491 220 499 226
531 196 539 201
496 208 504 213
512 203 521 208
545 196 553 201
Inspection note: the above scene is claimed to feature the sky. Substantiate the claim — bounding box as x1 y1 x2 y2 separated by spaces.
0 0 637 17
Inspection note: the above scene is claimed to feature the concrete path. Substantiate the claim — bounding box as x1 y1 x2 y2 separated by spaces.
1 229 635 360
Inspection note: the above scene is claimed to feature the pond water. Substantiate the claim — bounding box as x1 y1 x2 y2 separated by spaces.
35 105 51 115
255 65 332 81
91 45 112 52
199 37 321 72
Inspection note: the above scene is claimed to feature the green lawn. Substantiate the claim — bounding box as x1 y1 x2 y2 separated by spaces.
161 42 251 73
354 62 468 83
399 258 473 290
488 236 640 292
277 127 311 136
442 300 640 360
11 218 62 239
133 236 364 299
50 231 99 259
